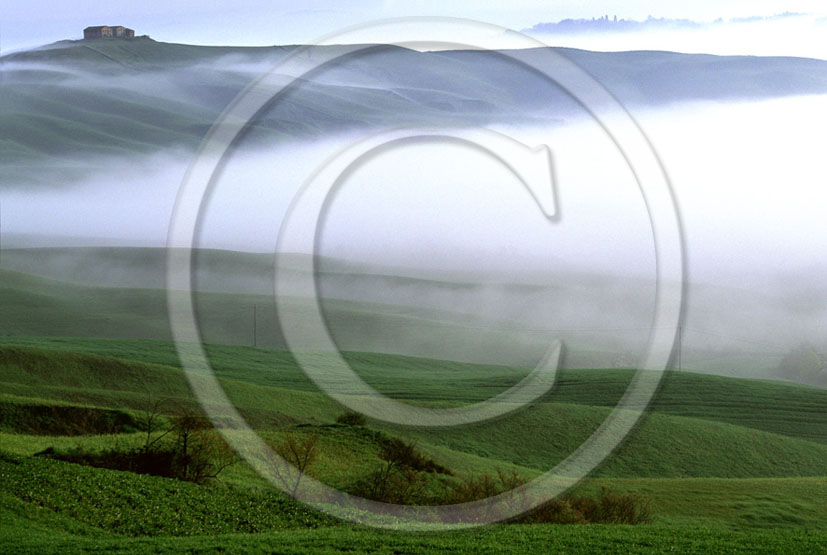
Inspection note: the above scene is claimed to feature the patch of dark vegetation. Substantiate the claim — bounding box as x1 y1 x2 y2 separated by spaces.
349 440 651 524
0 402 140 435
522 488 653 525
447 469 651 524
444 468 526 505
37 409 237 484
353 438 453 504
336 411 367 426
377 437 452 476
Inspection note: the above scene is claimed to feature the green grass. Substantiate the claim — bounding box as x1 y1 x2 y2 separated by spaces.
1 263 825 550
5 525 827 554
0 431 148 456
0 344 342 428
0 266 551 365
0 453 331 536
3 452 827 553
3 453 827 535
573 476 827 530
2 343 827 482
4 335 827 443
2 339 827 552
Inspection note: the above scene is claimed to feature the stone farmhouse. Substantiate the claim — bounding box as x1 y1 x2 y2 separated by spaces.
83 26 136 40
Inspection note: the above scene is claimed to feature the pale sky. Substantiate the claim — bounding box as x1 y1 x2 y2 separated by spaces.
2 0 826 54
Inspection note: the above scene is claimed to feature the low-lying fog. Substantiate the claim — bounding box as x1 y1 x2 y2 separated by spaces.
524 13 827 60
1 54 825 383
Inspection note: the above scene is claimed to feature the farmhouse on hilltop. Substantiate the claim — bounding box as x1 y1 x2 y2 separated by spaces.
83 25 135 40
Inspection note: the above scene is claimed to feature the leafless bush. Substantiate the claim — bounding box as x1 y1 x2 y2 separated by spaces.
521 487 652 524
336 411 367 426
170 409 237 484
446 470 651 525
354 438 451 504
274 431 320 496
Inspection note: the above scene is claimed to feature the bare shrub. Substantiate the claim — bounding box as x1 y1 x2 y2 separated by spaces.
521 488 652 525
336 411 367 426
590 487 652 525
354 438 451 504
379 438 452 475
40 404 236 485
274 431 320 496
140 395 171 456
445 470 651 525
525 497 587 524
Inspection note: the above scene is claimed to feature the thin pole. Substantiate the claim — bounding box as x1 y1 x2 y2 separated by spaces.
253 305 257 348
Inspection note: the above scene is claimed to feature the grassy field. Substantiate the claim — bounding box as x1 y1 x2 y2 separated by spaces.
1 260 826 551
0 247 806 379
4 37 827 552
1 342 826 479
2 453 827 552
0 265 559 366
6 518 826 554
3 335 826 441
1 334 827 551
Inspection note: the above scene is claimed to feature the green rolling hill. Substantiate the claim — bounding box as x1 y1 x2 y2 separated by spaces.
1 246 820 381
3 35 827 554
1 339 827 550
0 307 825 550
2 343 826 479
0 264 559 366
4 38 827 186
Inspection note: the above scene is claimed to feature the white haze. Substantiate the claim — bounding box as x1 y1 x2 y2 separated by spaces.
523 14 827 60
6 94 825 282
2 50 826 378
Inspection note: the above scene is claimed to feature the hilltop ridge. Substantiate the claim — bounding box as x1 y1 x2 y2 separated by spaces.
4 38 827 186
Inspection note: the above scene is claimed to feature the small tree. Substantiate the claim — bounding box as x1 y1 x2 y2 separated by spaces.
336 411 367 426
171 409 236 484
356 438 450 504
274 431 319 496
140 394 171 456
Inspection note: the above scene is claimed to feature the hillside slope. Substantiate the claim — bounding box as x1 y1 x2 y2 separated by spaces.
4 38 827 184
0 245 817 379
0 265 559 365
2 344 826 479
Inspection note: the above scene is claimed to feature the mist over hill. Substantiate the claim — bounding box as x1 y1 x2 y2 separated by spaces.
3 37 827 185
1 39 825 385
524 13 806 35
2 11 827 550
0 246 824 386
